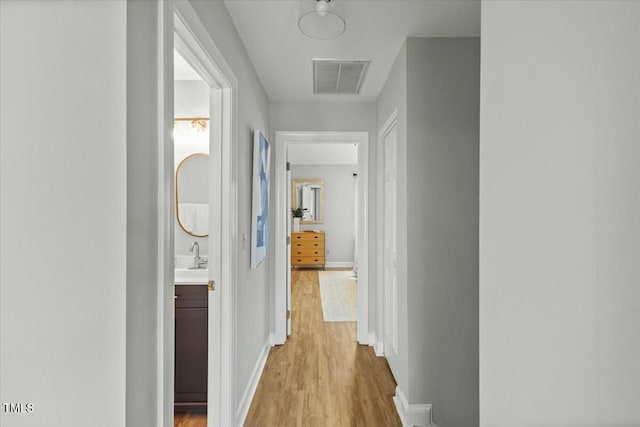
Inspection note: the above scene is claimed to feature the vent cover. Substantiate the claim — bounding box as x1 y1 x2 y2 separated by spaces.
313 59 370 94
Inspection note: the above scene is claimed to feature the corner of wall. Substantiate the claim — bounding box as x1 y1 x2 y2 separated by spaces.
368 331 384 356
393 386 433 427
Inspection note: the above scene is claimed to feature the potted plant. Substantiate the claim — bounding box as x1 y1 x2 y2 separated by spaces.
291 207 305 231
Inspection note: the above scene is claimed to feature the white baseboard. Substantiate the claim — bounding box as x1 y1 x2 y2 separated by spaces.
325 261 354 268
235 341 271 427
368 332 384 356
393 386 432 427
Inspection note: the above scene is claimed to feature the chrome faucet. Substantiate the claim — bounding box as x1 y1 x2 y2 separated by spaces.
189 241 208 269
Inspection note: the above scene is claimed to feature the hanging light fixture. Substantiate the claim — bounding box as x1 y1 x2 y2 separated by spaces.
298 0 346 40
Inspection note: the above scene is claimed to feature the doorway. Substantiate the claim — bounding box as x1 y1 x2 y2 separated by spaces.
162 3 238 427
173 49 210 422
274 131 369 345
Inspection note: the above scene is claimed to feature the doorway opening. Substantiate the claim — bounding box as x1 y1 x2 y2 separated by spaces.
274 131 369 345
160 3 238 427
173 49 210 424
289 144 359 330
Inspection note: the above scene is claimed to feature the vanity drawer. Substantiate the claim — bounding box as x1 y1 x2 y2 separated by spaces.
292 256 325 266
174 285 207 308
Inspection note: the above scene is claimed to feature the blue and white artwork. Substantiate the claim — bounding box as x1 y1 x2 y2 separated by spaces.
251 130 271 269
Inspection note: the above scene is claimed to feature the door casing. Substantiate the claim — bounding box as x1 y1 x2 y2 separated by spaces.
159 2 238 426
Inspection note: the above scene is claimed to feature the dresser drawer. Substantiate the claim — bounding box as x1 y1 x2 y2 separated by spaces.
292 232 324 242
292 256 325 266
292 247 324 257
292 241 324 250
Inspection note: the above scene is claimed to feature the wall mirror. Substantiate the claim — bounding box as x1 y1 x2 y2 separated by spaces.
176 153 209 237
292 178 324 224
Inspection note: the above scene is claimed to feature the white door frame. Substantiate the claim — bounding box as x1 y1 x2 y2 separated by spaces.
274 131 369 345
380 111 399 370
159 2 238 426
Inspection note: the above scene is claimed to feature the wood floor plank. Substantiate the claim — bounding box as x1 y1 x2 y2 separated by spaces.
245 269 400 427
174 412 206 427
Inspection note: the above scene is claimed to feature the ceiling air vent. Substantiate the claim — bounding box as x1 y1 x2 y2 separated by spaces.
313 59 370 94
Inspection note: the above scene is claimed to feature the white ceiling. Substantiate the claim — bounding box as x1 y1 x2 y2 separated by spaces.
224 0 480 103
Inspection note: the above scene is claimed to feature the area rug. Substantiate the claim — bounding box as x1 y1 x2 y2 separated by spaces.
318 270 357 322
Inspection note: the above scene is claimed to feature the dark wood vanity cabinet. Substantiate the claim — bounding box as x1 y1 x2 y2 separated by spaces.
175 285 208 412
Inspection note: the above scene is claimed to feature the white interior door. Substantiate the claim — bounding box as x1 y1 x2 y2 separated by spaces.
383 120 399 378
286 162 292 336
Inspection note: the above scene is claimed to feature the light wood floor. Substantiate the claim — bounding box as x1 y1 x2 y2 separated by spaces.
244 269 400 427
174 412 206 427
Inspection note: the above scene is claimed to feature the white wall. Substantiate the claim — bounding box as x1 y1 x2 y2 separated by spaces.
174 80 210 257
188 0 272 413
288 143 358 166
480 1 640 425
406 37 479 427
0 1 127 426
291 165 357 265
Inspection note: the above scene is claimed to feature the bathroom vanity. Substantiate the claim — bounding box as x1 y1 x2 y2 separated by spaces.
174 283 207 412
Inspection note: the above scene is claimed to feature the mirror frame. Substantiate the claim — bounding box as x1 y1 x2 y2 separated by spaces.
175 152 209 237
291 178 325 224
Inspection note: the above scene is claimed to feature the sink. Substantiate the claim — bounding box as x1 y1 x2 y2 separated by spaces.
175 267 208 284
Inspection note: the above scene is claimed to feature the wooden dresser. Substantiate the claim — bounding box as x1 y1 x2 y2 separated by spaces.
291 231 325 268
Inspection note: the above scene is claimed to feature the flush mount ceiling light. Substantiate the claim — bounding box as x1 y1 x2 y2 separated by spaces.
298 0 346 40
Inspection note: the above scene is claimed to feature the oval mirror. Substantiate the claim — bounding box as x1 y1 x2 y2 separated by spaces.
176 153 209 237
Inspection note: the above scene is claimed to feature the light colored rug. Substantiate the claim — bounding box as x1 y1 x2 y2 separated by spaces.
318 270 357 322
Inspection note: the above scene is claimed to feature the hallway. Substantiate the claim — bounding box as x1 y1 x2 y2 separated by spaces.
245 269 400 426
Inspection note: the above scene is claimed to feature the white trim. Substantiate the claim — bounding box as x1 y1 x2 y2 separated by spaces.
157 3 174 427
234 341 271 427
393 386 433 427
325 261 355 268
169 3 239 427
274 131 369 345
379 110 399 364
368 332 384 357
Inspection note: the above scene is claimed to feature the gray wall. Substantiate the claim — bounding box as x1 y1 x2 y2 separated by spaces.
188 0 272 412
376 42 410 396
126 1 172 426
480 1 640 425
291 165 357 265
270 102 378 332
1 1 127 426
1 1 273 426
376 38 480 427
406 37 479 427
174 80 210 257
